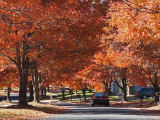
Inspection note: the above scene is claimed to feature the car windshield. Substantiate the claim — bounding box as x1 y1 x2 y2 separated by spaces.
95 93 108 97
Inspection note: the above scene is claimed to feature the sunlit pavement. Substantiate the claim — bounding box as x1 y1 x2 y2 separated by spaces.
39 102 160 120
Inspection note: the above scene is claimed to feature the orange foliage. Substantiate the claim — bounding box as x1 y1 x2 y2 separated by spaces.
0 0 108 92
0 67 18 88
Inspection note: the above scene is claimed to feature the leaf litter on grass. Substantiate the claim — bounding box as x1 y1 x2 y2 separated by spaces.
0 102 66 120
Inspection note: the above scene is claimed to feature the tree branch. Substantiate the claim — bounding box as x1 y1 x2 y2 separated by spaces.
123 0 160 14
0 53 18 66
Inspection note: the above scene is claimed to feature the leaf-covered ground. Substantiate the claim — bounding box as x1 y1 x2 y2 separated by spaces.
0 102 66 120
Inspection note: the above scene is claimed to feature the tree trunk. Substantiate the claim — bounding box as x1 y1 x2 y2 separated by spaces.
115 76 128 101
41 88 44 99
122 76 128 101
33 61 40 103
44 87 47 98
34 87 40 102
154 70 159 105
123 87 127 101
82 87 86 101
103 80 112 97
28 81 34 102
18 41 29 106
61 87 65 100
106 86 111 97
69 89 73 94
7 87 11 102
47 85 50 92
18 57 29 106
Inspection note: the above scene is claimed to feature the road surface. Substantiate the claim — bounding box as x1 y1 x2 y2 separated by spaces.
39 102 160 120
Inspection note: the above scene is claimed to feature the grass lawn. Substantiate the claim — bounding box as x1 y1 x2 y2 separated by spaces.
55 90 94 100
0 102 66 120
53 90 137 101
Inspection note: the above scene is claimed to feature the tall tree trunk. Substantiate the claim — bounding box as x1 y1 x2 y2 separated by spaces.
18 57 29 106
31 65 45 103
122 76 128 101
33 61 40 103
7 87 11 102
31 45 45 103
18 41 29 106
28 81 34 102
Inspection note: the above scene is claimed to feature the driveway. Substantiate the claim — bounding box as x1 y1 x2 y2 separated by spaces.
40 102 160 120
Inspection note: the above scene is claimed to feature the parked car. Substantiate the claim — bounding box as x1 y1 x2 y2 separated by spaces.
90 93 109 107
135 87 155 99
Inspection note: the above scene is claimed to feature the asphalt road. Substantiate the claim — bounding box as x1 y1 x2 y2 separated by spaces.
39 102 160 120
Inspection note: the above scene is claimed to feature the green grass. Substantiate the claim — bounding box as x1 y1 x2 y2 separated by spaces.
109 96 120 101
55 90 94 100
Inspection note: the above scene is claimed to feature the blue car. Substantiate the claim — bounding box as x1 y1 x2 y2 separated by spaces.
135 87 155 99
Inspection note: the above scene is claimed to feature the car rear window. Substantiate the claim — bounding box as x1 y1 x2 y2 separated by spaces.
95 93 108 97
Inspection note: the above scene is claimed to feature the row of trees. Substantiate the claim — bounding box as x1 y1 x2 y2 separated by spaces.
0 0 159 106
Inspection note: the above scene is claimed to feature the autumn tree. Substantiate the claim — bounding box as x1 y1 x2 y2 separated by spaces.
71 71 91 101
0 0 49 106
86 55 115 96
